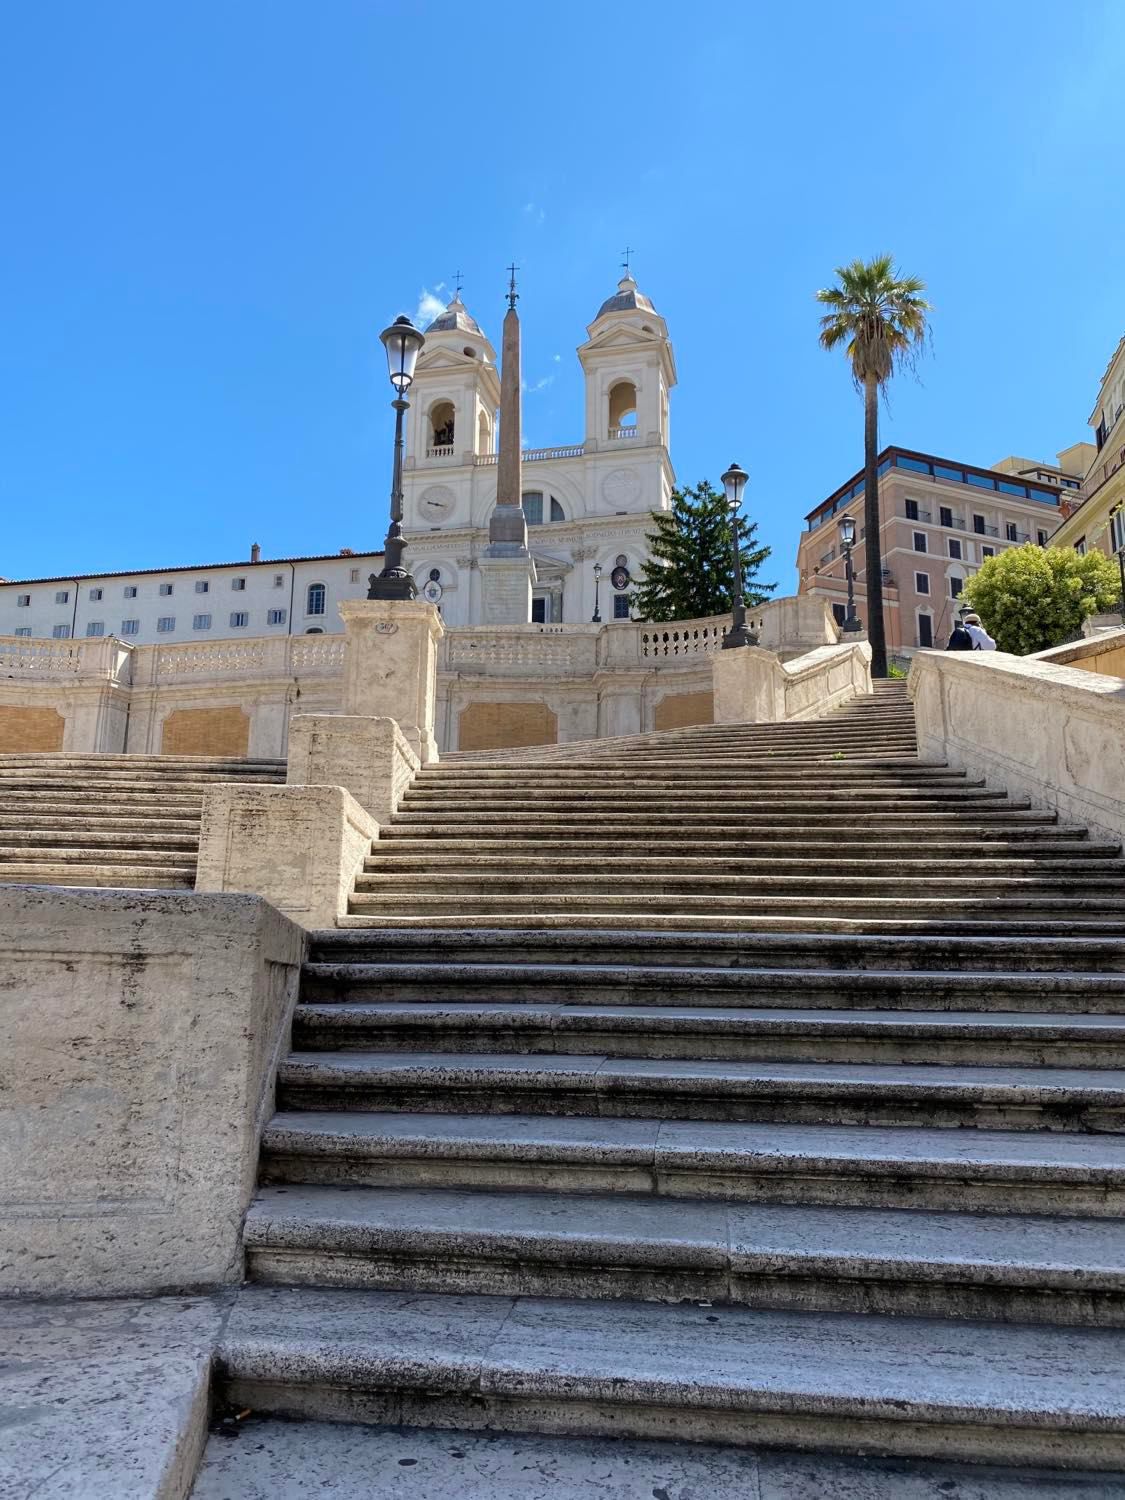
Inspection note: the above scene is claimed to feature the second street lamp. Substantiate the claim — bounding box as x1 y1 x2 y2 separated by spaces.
592 561 603 623
837 513 863 633
721 462 758 648
368 315 426 601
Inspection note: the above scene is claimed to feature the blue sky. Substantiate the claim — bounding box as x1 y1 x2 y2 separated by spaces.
2 1 1122 588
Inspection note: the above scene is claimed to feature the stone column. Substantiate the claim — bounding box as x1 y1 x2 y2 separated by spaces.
481 288 535 623
338 598 444 764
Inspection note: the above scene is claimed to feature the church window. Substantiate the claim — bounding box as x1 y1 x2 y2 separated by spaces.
429 401 455 453
613 594 631 620
306 583 326 616
477 410 491 455
608 380 638 436
521 492 564 526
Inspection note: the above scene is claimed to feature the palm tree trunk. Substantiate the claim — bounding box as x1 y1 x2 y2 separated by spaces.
862 372 887 678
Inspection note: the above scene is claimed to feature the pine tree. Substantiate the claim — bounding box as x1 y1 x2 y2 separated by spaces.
631 480 774 622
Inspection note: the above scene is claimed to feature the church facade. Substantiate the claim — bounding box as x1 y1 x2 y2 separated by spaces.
400 272 677 627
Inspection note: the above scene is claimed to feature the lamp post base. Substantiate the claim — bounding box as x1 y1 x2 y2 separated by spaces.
841 617 865 634
721 624 759 649
367 572 418 602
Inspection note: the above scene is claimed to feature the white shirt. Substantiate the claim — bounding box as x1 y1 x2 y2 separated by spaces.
966 623 996 651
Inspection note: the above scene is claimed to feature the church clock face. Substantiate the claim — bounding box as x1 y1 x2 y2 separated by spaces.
418 485 456 523
602 467 641 509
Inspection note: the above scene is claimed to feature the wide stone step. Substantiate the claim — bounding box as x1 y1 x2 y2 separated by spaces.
417 765 964 787
0 774 274 792
391 804 1041 826
370 841 1122 863
276 1052 1125 1131
243 1183 1125 1326
0 753 284 769
0 790 205 811
401 790 1002 810
356 868 1125 893
301 959 1125 1011
260 1111 1125 1216
0 826 200 847
310 928 1125 975
380 819 1072 842
215 1284 1125 1467
291 1002 1125 1066
0 863 193 887
344 912 1125 937
0 844 194 865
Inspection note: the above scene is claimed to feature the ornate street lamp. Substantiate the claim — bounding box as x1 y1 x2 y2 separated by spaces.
721 462 758 647
592 561 603 623
837 513 863 633
368 315 426 601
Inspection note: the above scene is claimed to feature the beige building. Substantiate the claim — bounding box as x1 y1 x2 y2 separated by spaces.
796 446 1082 652
1050 334 1125 567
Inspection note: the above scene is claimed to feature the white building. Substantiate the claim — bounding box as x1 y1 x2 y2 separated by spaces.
0 548 383 646
400 273 677 625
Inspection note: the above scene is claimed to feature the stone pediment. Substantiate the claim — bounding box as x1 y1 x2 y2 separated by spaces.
530 552 573 581
417 348 478 372
584 325 657 352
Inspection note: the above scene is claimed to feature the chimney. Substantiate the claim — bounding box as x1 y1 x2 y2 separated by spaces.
250 542 261 564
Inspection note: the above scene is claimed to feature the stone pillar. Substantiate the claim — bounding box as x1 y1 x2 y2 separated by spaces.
712 646 786 724
481 290 535 623
338 598 443 764
288 713 420 822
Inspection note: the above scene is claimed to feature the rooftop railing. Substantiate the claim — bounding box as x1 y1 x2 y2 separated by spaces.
472 444 585 467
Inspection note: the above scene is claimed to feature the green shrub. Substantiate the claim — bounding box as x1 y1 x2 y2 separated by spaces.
960 545 1120 655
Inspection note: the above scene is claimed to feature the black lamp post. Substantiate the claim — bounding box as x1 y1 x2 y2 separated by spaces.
368 315 426 601
721 462 757 647
592 561 603 623
837 513 863 633
1113 506 1125 625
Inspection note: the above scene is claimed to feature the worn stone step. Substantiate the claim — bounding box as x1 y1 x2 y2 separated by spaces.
0 825 200 847
0 774 273 793
380 820 1074 844
301 959 1125 1012
243 1184 1125 1325
0 863 192 887
310 928 1125 976
417 765 966 787
276 1052 1125 1132
401 789 1009 809
260 1111 1125 1216
0 843 194 865
343 911 1125 937
369 844 1122 866
390 804 1043 826
0 752 283 769
355 868 1125 894
0 790 206 810
215 1284 1125 1467
291 1002 1125 1066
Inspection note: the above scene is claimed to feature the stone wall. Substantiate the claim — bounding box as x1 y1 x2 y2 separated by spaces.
161 705 252 756
0 704 64 751
457 699 559 751
653 690 714 731
0 888 304 1297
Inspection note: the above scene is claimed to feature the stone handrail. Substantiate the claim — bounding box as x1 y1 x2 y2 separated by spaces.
714 640 872 725
0 635 134 684
910 648 1125 843
473 444 585 467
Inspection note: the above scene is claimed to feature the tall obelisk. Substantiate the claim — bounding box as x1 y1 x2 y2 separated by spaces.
479 265 535 623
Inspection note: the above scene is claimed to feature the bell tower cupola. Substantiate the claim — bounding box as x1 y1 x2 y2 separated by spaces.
406 290 501 467
577 268 676 454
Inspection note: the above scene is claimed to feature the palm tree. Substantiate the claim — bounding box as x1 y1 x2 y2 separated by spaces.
816 257 931 677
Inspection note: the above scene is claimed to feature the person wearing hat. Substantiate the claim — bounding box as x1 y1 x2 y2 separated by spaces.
963 612 996 651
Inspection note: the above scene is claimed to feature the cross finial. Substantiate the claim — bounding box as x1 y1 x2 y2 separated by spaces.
621 245 634 276
452 269 464 296
506 263 519 309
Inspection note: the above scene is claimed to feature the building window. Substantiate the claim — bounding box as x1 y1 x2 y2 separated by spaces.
948 538 962 560
350 568 360 584
1075 537 1086 555
915 572 930 595
230 611 249 628
917 614 933 648
521 492 564 526
52 624 71 639
982 546 995 559
273 574 285 588
972 515 986 535
159 582 173 596
913 532 927 553
55 590 69 604
14 627 31 637
124 585 138 598
192 613 211 630
89 587 103 601
121 620 140 636
16 594 29 607
232 577 246 591
157 617 175 632
85 622 104 637
305 627 324 634
195 580 209 594
267 608 287 625
306 583 326 616
939 506 953 528
1037 529 1049 547
613 593 631 620
1112 510 1125 554
1005 523 1018 542
905 499 919 521
950 576 964 599
831 602 847 626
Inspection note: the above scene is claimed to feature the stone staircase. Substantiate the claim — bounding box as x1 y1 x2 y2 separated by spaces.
0 751 285 888
215 681 1125 1473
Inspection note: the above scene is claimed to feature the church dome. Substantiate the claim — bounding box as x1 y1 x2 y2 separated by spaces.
595 273 656 319
425 292 483 336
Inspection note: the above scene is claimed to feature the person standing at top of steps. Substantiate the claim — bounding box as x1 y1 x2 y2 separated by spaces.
945 619 974 650
963 612 997 650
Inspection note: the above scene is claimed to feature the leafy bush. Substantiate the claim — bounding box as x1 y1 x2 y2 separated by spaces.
960 545 1120 655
